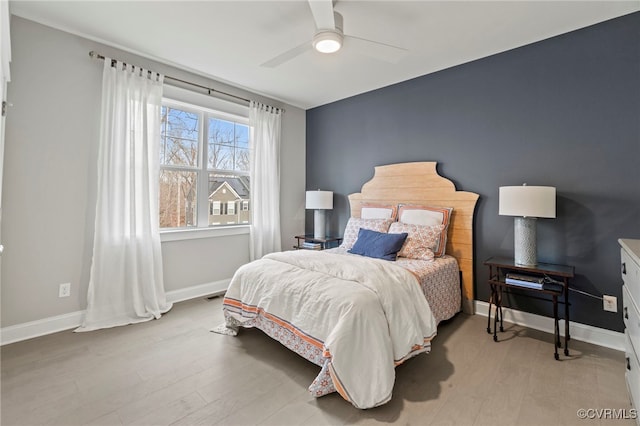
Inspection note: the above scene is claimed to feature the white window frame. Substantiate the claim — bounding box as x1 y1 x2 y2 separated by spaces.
212 200 221 215
159 86 250 241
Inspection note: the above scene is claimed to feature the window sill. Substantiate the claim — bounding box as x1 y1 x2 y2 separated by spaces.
160 225 250 242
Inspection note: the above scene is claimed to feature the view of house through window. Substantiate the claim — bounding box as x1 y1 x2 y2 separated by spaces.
159 102 250 229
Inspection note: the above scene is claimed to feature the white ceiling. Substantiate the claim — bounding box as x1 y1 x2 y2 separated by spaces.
9 1 640 110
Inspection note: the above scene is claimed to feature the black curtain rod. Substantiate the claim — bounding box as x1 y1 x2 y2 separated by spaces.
89 50 255 106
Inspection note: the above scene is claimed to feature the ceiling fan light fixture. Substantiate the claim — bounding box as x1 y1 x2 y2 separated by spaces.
313 30 343 54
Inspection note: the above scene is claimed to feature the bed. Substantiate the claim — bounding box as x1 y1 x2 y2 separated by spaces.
221 162 479 409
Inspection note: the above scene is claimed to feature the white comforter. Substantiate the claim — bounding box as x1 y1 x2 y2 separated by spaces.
223 249 437 409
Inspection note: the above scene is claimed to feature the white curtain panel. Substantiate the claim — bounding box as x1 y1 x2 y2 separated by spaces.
0 0 10 103
0 0 11 217
76 59 172 331
249 101 282 260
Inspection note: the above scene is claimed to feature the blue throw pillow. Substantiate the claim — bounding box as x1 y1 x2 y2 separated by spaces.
348 228 408 261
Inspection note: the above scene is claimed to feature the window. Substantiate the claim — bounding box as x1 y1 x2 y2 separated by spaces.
211 201 221 215
159 100 250 229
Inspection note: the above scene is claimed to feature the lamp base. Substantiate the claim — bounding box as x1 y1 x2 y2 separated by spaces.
313 209 326 239
514 217 537 266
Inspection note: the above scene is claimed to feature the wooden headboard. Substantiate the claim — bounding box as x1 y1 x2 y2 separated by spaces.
348 162 479 314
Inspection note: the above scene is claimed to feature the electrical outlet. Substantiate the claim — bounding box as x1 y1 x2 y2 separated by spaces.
58 283 71 298
603 295 617 312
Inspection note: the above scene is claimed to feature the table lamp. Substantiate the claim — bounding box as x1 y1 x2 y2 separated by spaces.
499 184 556 266
306 190 333 239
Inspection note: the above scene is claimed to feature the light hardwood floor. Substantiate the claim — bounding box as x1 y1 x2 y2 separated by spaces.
1 297 635 426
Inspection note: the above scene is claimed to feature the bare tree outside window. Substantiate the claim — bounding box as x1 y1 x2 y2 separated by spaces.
208 118 248 172
159 170 197 228
159 106 199 228
159 102 250 229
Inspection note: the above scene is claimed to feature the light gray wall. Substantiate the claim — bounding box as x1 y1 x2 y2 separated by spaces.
1 16 305 327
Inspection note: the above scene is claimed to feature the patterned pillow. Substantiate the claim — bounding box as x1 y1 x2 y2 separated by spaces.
340 218 394 249
389 222 444 261
397 205 453 257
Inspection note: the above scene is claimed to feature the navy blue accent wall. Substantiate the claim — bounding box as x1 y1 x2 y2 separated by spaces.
306 12 640 332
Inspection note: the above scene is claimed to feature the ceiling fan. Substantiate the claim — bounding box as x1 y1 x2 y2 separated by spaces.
261 0 407 68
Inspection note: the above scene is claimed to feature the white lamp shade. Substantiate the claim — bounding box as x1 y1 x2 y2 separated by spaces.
306 190 333 210
499 186 556 218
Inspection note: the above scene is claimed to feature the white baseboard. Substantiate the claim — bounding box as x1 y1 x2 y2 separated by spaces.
475 301 625 351
165 278 230 304
0 310 86 347
1 291 623 350
0 278 230 346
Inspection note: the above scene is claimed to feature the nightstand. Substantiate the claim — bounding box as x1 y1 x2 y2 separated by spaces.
620 239 640 412
294 235 342 250
484 256 575 360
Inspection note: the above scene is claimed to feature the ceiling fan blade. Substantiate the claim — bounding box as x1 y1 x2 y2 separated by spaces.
344 35 408 64
308 0 335 30
261 41 312 68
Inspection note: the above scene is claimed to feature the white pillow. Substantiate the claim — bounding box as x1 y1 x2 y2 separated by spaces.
360 203 398 220
398 205 452 227
361 207 394 220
